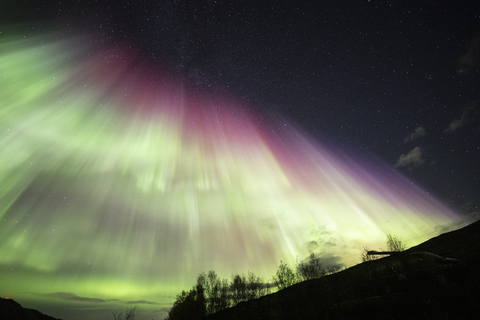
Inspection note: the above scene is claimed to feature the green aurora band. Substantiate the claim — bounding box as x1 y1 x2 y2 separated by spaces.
0 34 466 319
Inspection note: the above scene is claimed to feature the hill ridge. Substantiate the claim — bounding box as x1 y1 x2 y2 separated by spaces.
206 220 480 320
0 298 62 320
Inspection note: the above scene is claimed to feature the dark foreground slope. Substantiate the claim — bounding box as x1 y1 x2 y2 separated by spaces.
0 298 62 320
207 220 480 320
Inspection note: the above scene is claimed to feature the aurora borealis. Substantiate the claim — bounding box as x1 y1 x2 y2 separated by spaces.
0 30 470 320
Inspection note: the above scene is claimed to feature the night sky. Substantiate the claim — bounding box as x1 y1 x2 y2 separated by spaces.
1 1 479 319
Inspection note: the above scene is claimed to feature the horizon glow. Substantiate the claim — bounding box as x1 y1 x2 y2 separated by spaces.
0 34 465 320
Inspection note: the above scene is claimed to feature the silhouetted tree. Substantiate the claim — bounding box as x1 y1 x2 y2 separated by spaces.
166 269 269 319
113 305 136 320
246 271 265 300
296 252 326 281
165 290 201 320
272 260 297 290
165 275 206 320
204 270 217 314
204 270 231 315
194 273 207 317
230 273 247 305
218 277 231 311
386 233 407 252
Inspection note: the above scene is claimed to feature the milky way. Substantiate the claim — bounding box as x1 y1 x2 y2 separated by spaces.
0 34 464 319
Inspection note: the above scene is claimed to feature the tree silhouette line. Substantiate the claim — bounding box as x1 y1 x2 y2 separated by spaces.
165 252 339 320
164 234 406 319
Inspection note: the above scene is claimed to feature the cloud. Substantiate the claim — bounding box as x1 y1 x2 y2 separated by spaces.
126 300 159 305
44 292 106 303
306 241 319 251
317 253 345 270
456 34 480 75
445 118 465 133
444 103 478 133
394 146 425 168
403 126 426 143
36 292 160 306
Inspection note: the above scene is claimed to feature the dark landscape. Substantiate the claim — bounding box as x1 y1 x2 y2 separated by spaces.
0 298 61 320
2 220 479 320
205 219 480 320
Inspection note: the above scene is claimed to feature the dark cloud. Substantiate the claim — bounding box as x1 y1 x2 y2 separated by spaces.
403 126 426 143
305 227 338 253
306 241 319 251
317 253 345 270
44 292 106 303
394 146 425 168
325 238 337 247
37 292 160 306
126 300 159 305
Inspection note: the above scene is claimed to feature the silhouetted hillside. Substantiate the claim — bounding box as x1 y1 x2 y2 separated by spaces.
0 298 62 320
206 220 480 320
